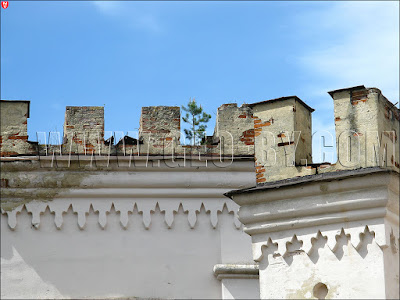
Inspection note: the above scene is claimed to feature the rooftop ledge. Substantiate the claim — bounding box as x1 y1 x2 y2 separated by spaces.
0 154 254 162
224 167 397 199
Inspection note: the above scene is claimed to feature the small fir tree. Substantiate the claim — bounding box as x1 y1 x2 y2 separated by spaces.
182 98 211 145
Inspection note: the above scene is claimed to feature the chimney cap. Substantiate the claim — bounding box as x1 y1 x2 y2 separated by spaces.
327 85 366 98
247 96 314 112
0 100 31 118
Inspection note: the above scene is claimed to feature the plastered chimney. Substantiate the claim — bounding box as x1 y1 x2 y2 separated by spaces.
248 96 315 184
328 85 399 172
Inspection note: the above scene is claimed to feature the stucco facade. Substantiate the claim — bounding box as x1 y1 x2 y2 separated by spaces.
1 85 399 299
1 100 259 299
227 169 399 299
1 158 259 299
226 86 399 299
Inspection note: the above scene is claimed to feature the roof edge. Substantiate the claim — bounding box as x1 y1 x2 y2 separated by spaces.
247 96 315 112
0 100 31 118
224 167 395 199
327 85 366 97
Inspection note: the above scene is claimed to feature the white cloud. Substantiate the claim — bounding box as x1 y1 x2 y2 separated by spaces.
295 1 399 163
298 1 399 104
92 1 162 33
92 1 122 15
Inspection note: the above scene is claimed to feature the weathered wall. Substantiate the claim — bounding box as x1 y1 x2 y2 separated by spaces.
294 101 313 165
2 85 399 299
227 85 400 299
137 104 255 157
328 86 400 173
229 170 399 299
0 101 35 157
1 158 258 299
1 100 259 299
377 90 400 171
1 102 255 158
250 97 315 184
63 106 105 154
139 106 181 156
214 103 255 156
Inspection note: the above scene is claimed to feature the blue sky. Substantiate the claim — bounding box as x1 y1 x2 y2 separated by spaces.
1 1 399 162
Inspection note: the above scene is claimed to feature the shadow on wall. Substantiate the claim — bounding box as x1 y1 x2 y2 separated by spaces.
1 202 252 299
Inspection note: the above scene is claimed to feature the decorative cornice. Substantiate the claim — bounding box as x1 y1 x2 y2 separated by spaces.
244 207 387 235
227 169 398 205
2 188 236 199
252 224 399 263
228 173 398 240
0 155 255 170
1 199 242 230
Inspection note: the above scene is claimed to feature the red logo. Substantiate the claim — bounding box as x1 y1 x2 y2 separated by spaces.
1 1 8 9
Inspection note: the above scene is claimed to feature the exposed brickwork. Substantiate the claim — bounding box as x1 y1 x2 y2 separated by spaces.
63 106 104 154
140 106 180 133
139 106 181 155
240 129 255 146
1 86 398 187
213 103 254 156
1 102 255 158
254 117 273 137
0 151 19 157
255 158 266 184
0 178 9 188
8 134 28 140
350 89 368 105
250 97 315 184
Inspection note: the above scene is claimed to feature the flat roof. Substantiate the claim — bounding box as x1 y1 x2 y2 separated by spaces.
0 100 30 117
247 96 315 112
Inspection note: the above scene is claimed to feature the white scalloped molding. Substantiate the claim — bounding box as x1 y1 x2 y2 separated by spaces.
1 199 242 231
204 201 225 228
136 200 158 229
181 200 203 229
1 206 23 230
252 223 398 262
225 200 241 229
158 200 181 228
91 201 113 229
113 201 134 229
48 201 71 229
71 201 91 230
25 202 48 229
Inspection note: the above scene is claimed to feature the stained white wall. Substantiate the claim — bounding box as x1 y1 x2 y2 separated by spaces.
1 160 259 299
231 171 399 299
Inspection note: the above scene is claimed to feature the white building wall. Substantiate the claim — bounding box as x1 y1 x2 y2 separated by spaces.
230 170 399 299
1 159 259 299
